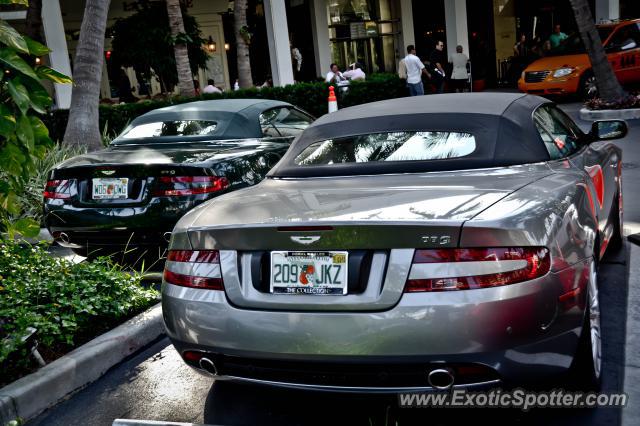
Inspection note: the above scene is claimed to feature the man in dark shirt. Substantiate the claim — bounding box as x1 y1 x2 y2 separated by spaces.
429 40 447 94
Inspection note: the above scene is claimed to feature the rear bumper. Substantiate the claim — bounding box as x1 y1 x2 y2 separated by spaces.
162 258 590 391
44 197 201 250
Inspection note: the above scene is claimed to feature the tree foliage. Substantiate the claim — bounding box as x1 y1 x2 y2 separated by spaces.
0 18 71 237
110 0 208 92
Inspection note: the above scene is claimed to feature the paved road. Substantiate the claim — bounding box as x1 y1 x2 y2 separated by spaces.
29 103 638 426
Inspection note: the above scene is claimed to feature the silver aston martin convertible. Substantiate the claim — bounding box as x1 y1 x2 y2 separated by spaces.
161 93 627 393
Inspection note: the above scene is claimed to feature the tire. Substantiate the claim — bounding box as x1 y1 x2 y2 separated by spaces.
580 71 598 100
569 258 602 390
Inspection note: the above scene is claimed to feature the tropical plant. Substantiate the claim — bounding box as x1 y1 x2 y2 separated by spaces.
234 0 253 88
0 239 158 386
568 0 630 102
0 18 71 238
166 0 195 97
110 0 208 93
62 0 111 151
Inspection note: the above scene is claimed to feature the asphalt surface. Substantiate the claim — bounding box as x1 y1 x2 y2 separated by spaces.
29 101 639 426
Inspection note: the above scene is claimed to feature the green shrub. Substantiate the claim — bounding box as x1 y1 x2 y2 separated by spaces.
43 73 409 141
0 239 158 385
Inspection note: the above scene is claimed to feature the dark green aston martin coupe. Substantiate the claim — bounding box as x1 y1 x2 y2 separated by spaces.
44 99 314 258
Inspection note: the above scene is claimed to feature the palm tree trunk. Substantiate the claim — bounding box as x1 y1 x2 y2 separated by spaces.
166 0 195 97
25 0 43 43
63 0 111 151
234 0 253 88
569 0 628 101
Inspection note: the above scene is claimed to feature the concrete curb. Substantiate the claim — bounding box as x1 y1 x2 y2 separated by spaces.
0 303 164 424
622 241 640 426
580 107 640 121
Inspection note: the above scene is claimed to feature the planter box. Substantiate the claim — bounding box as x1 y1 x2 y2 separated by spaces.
580 107 640 121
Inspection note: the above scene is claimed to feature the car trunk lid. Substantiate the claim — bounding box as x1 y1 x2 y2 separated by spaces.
179 165 553 312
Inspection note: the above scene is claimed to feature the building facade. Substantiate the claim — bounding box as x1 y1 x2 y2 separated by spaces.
0 0 635 109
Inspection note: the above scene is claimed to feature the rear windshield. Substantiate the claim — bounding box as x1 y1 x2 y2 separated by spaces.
118 120 218 139
293 131 476 166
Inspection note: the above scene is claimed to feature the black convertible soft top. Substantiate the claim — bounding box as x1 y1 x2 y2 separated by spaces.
113 99 292 143
268 93 553 177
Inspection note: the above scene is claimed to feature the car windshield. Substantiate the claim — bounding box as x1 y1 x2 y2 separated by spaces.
294 131 476 166
547 27 614 56
117 120 218 139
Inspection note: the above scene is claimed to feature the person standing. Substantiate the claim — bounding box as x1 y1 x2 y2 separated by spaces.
343 62 366 81
513 33 528 58
404 45 430 96
326 63 347 84
203 78 222 94
549 24 568 49
450 45 469 93
429 40 447 94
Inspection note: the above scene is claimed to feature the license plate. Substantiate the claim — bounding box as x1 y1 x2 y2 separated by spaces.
92 178 128 200
270 251 348 295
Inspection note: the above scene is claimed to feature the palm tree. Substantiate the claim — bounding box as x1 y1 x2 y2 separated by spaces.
568 0 628 101
63 0 111 150
234 0 253 88
166 0 195 97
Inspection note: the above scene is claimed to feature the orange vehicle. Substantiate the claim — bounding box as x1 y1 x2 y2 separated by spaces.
518 19 640 98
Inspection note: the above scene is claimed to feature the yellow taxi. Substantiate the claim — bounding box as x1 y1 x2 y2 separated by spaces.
518 19 640 98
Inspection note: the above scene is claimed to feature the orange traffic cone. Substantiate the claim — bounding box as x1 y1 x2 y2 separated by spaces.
328 86 338 113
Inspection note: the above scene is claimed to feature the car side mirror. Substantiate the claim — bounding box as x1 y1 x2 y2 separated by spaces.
590 120 628 141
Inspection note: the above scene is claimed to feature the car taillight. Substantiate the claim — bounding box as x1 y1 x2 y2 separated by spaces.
163 250 223 290
405 247 550 292
152 176 229 197
43 179 75 199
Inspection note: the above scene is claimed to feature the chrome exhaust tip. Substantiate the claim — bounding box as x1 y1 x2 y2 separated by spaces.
427 368 455 390
58 232 71 244
163 232 172 243
199 357 218 376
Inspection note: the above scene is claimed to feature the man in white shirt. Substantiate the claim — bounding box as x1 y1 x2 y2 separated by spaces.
404 45 430 96
202 79 222 94
326 63 347 84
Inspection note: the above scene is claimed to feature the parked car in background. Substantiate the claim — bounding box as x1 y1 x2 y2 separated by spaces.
44 99 314 259
518 18 640 98
162 94 627 414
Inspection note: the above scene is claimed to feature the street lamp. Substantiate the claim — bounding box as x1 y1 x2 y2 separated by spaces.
207 36 216 53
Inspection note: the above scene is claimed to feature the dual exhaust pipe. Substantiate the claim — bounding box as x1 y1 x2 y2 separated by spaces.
194 358 455 389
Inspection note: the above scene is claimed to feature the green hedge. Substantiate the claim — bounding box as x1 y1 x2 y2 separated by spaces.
43 73 409 142
0 239 158 386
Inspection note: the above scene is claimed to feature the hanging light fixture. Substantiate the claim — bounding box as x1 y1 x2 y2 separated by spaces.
207 36 216 53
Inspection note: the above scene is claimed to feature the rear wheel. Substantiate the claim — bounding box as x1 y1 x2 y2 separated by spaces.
570 259 602 390
580 71 598 100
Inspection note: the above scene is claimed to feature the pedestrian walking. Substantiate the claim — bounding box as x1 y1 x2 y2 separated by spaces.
203 78 222 94
429 40 447 94
404 45 430 96
450 45 469 93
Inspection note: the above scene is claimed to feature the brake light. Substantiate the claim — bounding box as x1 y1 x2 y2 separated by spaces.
152 176 229 197
163 250 223 290
405 247 550 292
43 179 75 199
